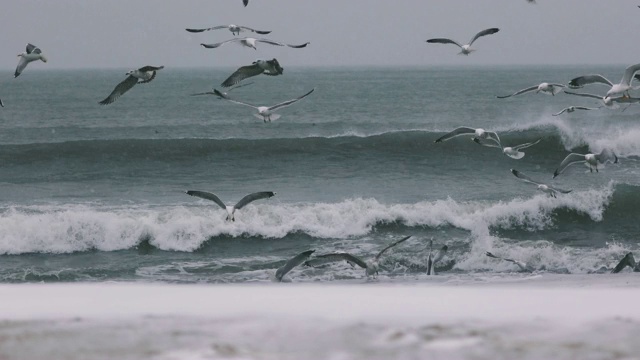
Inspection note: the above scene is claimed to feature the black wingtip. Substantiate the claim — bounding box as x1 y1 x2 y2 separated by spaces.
510 169 518 176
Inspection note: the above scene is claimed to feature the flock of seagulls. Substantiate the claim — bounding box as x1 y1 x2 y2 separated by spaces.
3 1 637 280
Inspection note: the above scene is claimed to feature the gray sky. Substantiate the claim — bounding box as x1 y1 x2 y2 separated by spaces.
0 0 638 69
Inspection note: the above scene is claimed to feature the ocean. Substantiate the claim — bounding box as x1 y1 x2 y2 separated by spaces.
0 65 638 283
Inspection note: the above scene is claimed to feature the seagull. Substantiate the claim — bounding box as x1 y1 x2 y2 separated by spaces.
214 88 315 122
201 37 310 50
612 253 640 273
553 149 619 178
275 250 315 282
497 82 565 98
186 24 270 36
568 63 640 98
473 138 542 159
485 251 534 272
98 66 164 105
190 82 254 97
305 236 412 278
552 106 601 116
221 59 283 88
426 240 448 275
511 169 571 198
562 91 637 109
434 127 501 146
185 190 275 221
426 28 499 55
15 43 47 78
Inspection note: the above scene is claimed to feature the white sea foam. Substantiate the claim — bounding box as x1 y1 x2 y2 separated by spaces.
0 183 614 255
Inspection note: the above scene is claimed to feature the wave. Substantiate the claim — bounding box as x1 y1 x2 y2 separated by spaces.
0 182 621 255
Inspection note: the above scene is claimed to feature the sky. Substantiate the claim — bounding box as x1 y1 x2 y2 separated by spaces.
0 0 638 69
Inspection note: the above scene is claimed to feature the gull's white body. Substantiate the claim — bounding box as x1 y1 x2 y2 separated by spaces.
569 63 640 98
15 44 47 78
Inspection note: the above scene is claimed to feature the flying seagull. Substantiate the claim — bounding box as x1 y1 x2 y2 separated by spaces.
190 82 254 97
186 24 270 36
214 88 315 122
305 236 412 278
562 91 640 109
426 240 448 275
553 149 618 178
473 138 542 159
552 106 601 116
99 66 164 105
15 43 47 78
434 127 501 146
485 251 534 272
510 169 571 198
568 63 640 98
612 253 640 273
275 250 315 282
201 37 310 50
497 82 565 98
221 59 283 88
426 28 499 55
185 190 275 221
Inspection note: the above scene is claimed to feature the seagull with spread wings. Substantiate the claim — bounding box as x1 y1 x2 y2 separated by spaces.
98 66 164 105
553 149 618 178
221 59 283 88
552 106 601 116
426 28 499 55
473 138 542 159
201 37 309 50
305 236 413 278
486 251 534 272
434 127 501 146
15 43 47 78
563 90 640 109
185 190 275 221
186 24 270 36
214 88 315 122
510 169 571 198
497 82 565 98
569 63 640 98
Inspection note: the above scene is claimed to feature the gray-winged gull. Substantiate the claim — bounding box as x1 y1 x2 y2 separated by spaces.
214 88 315 122
185 190 275 221
15 43 47 78
553 149 618 178
426 28 499 55
511 169 571 198
99 66 164 105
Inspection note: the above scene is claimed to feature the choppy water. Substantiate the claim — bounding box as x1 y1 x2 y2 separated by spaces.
1 65 639 282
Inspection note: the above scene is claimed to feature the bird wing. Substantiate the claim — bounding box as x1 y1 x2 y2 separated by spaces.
14 56 29 78
286 42 310 48
255 38 285 47
275 250 315 281
243 0 248 6
425 38 463 48
472 137 502 149
486 131 501 146
612 253 636 274
562 91 603 100
574 106 599 111
0 98 4 107
375 236 412 260
26 43 41 54
568 74 613 88
98 75 139 105
138 65 164 72
434 127 477 143
548 185 572 194
496 85 539 98
268 88 315 111
201 39 238 49
214 89 258 108
239 26 271 34
596 148 618 164
432 245 448 265
468 27 500 46
190 91 216 96
185 25 228 33
621 63 640 85
553 153 586 178
552 108 569 116
185 190 227 210
221 63 264 88
510 169 542 186
228 81 255 91
513 138 542 151
234 191 275 210
313 253 368 269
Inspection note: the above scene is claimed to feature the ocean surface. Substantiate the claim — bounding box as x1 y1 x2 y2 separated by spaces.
0 65 639 283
